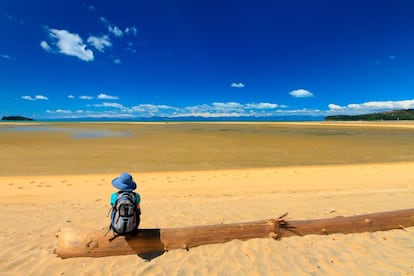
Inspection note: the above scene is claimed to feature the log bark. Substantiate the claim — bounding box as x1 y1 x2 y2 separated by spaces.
55 208 414 259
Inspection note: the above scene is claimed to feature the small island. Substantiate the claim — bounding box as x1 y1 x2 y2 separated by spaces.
2 116 34 121
325 109 414 121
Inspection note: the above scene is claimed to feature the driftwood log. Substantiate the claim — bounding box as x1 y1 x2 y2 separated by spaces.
55 208 414 259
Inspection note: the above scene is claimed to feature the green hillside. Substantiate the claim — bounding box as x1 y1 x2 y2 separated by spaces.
325 109 414 121
2 116 34 121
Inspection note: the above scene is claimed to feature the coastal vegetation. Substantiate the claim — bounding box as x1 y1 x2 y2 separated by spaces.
2 116 34 121
325 109 414 121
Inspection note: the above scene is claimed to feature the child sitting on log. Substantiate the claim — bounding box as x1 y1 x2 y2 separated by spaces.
109 172 141 235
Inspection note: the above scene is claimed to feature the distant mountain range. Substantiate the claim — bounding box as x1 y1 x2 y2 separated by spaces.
3 110 413 122
3 115 324 122
325 109 414 121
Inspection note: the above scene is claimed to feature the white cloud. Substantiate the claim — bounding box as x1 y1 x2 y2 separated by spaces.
45 28 94 61
22 96 35 101
100 16 137 38
129 104 176 114
289 89 314 98
68 95 75 99
100 17 109 24
112 58 121 64
245 103 279 109
328 99 414 115
35 95 48 100
231 82 245 88
108 25 123 37
328 104 342 110
79 95 93 100
55 109 72 114
180 102 282 117
87 35 111 52
41 95 414 119
93 102 125 109
40 41 53 52
125 26 138 36
213 102 243 109
97 93 119 100
21 95 48 101
174 112 246 118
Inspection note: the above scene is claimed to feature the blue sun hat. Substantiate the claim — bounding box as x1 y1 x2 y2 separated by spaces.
112 172 137 191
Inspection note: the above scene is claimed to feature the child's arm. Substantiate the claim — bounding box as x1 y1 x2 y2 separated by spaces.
136 193 141 209
110 192 117 206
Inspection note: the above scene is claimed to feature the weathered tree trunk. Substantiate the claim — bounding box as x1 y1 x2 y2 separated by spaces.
55 208 414 259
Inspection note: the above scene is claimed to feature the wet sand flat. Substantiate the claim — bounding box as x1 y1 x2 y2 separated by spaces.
1 121 414 175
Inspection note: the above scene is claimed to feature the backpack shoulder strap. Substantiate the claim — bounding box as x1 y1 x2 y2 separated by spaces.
115 191 136 204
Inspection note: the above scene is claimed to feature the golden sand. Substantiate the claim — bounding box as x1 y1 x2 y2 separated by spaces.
0 122 413 275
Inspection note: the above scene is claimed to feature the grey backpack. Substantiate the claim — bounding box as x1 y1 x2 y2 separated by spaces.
110 192 139 235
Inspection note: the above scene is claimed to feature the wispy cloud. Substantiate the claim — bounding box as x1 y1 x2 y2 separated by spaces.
0 54 12 60
125 27 138 36
4 13 24 25
44 100 301 119
84 3 97 13
47 109 72 114
289 89 314 98
22 96 35 101
68 94 119 100
245 103 280 109
42 28 94 61
179 102 282 117
21 95 49 101
112 57 122 64
109 25 123 37
87 35 111 52
100 17 138 38
231 82 245 88
97 93 119 100
126 42 137 53
41 90 414 120
93 102 125 109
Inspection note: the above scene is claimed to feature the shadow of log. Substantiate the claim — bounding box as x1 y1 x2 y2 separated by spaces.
137 251 165 261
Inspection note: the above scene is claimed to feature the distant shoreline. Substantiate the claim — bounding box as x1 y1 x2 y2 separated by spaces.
2 119 414 128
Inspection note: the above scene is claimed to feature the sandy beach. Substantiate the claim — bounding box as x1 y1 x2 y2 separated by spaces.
0 122 413 275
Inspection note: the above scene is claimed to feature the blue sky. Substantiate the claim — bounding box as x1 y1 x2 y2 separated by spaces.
1 0 414 119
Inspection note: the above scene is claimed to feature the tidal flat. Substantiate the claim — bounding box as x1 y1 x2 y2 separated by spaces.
1 121 414 176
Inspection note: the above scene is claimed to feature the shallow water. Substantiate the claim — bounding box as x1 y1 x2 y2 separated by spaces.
1 125 132 138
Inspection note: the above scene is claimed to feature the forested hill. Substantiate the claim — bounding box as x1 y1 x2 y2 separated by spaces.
2 116 34 121
325 109 414 121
